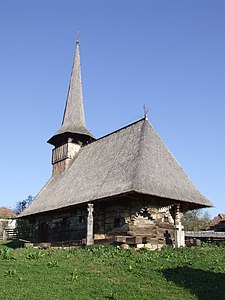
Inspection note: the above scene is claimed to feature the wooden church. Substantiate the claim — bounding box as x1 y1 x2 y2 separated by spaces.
20 38 213 249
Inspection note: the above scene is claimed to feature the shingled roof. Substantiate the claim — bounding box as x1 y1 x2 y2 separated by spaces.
20 118 212 217
0 207 16 218
48 40 94 146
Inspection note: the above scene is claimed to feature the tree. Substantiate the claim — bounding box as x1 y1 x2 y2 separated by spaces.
15 195 33 215
182 209 211 231
15 195 34 240
15 219 34 240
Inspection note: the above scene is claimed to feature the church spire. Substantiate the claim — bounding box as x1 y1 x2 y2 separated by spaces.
48 36 94 146
61 37 86 132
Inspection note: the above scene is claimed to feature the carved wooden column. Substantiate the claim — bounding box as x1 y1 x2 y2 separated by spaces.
86 203 94 246
174 203 185 248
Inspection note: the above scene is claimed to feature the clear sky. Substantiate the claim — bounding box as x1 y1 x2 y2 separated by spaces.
0 0 224 217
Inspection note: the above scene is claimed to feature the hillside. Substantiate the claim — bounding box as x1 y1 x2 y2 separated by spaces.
0 242 225 299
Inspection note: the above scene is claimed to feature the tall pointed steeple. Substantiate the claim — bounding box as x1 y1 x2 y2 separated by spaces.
48 36 94 146
61 37 86 134
48 36 95 176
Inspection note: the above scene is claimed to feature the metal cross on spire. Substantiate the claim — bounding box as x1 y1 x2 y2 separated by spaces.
143 103 149 120
76 30 80 44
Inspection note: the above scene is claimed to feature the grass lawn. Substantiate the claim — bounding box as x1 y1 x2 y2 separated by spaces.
0 241 225 300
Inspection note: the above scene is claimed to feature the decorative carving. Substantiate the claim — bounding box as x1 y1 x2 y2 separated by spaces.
87 203 94 216
139 207 154 220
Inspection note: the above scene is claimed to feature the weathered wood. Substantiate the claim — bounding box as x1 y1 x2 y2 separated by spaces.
52 143 81 176
86 203 94 246
34 196 176 249
185 231 225 239
174 204 185 248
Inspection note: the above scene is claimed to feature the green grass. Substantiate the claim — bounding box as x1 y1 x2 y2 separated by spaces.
0 241 225 300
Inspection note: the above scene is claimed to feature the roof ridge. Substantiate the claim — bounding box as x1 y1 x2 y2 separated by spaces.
95 117 146 142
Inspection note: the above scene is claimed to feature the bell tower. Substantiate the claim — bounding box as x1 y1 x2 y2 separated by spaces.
48 37 95 176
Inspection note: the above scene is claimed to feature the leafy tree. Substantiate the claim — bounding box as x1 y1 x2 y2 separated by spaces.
15 195 34 240
15 219 34 240
15 195 33 215
182 209 211 231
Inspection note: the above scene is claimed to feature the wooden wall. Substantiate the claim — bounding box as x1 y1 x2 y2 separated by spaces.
94 197 175 247
34 196 175 247
35 207 87 242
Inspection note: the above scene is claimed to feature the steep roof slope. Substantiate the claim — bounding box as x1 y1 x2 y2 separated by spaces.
20 119 212 217
133 120 212 206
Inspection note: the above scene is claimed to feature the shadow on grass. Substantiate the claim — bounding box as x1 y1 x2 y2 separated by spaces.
163 266 225 300
0 240 23 249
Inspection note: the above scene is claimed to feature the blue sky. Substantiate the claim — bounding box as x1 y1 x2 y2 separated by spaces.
0 0 224 217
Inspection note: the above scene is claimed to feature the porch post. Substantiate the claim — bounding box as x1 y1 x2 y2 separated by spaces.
174 203 185 248
86 203 94 246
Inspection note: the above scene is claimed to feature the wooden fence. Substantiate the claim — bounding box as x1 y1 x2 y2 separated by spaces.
185 231 225 243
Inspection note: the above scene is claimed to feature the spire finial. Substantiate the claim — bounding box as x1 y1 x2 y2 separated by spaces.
76 30 80 44
143 104 148 120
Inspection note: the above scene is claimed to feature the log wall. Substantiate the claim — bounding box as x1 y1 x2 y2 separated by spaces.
35 196 175 247
94 198 174 247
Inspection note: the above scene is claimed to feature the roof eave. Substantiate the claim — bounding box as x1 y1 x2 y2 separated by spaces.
47 131 96 146
18 190 213 219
